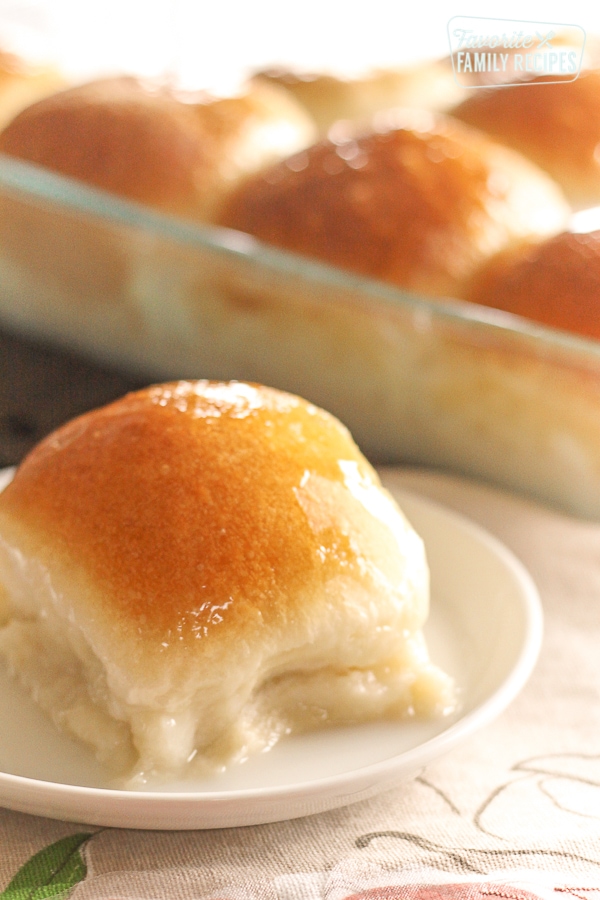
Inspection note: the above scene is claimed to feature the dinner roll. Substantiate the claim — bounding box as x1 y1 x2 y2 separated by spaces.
0 381 454 783
452 71 600 208
0 76 316 222
219 109 569 299
253 61 464 136
463 229 600 340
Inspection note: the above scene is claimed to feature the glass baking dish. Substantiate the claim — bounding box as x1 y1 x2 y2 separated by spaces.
0 152 599 519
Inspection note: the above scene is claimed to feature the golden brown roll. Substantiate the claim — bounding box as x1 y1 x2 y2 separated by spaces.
0 76 316 222
452 71 600 208
0 380 454 783
462 229 600 340
219 108 569 299
0 49 63 130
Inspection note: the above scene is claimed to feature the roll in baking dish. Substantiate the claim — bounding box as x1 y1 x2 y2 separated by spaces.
219 108 569 299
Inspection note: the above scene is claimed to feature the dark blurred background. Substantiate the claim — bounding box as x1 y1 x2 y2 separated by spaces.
0 329 142 466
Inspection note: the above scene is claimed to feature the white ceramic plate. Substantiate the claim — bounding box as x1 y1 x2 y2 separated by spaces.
0 470 542 830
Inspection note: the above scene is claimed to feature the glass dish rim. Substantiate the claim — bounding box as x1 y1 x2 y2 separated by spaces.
0 151 599 367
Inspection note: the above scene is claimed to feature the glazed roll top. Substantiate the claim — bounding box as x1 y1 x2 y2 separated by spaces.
0 76 317 222
452 71 600 208
463 229 600 340
219 108 569 299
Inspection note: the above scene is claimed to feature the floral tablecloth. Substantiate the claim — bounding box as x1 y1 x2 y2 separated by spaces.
1 465 600 898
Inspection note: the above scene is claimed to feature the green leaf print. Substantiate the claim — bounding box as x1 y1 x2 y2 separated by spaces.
0 833 91 900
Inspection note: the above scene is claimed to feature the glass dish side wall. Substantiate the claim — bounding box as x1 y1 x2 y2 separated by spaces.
0 154 599 518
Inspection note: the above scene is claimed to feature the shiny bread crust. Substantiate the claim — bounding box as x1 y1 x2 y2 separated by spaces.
452 71 600 207
219 109 569 298
463 230 600 340
0 381 398 649
0 77 316 222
